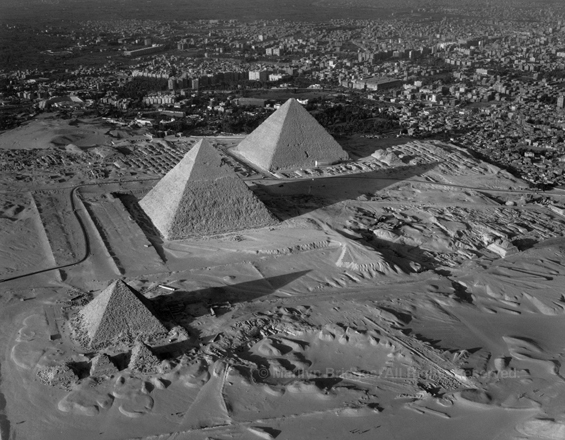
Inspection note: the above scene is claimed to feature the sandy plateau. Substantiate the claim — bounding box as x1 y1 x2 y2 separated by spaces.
3 118 565 440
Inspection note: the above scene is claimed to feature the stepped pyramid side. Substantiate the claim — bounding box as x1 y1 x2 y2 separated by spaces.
90 353 118 377
37 364 78 390
234 98 349 172
138 139 213 237
128 342 160 374
78 280 167 348
164 176 278 239
139 139 278 240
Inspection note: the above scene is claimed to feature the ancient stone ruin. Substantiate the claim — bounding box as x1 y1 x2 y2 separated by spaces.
36 364 78 390
90 353 119 378
233 98 349 172
76 280 168 349
128 341 161 374
139 138 278 240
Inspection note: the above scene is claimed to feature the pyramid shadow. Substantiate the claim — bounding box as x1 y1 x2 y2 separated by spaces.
338 136 414 161
68 360 91 379
332 228 443 273
149 270 311 356
153 270 311 312
115 193 168 262
368 237 443 272
109 352 131 371
253 162 440 220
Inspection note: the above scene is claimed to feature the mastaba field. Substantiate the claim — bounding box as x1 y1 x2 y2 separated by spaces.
3 101 565 440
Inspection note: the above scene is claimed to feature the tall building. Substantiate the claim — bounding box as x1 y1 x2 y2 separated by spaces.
249 70 269 81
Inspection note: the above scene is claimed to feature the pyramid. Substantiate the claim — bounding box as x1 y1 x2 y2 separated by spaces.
128 341 160 374
37 363 78 390
233 98 349 172
78 280 167 348
90 353 119 377
139 139 278 240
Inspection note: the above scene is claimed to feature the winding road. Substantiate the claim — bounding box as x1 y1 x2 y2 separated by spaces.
0 178 158 284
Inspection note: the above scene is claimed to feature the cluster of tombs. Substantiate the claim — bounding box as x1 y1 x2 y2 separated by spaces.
37 99 351 387
38 280 180 388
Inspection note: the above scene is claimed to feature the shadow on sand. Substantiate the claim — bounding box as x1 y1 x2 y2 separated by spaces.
115 193 168 263
368 237 442 272
153 270 311 311
149 270 311 356
253 162 440 221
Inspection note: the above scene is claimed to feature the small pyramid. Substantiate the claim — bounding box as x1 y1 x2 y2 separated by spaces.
139 139 278 240
78 280 167 349
90 353 119 377
37 363 78 390
128 341 160 374
233 98 349 172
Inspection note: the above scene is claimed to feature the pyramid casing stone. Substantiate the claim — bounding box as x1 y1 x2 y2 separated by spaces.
234 98 349 172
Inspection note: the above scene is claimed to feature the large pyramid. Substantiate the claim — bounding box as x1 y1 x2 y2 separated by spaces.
233 98 349 172
78 280 167 348
139 139 278 240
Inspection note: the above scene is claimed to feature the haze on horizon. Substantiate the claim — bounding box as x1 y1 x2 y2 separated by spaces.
1 0 562 24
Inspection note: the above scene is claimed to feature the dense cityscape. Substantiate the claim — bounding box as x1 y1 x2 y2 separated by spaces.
4 10 565 187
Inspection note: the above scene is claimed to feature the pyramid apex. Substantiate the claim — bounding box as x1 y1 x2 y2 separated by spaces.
180 138 232 182
189 137 213 153
111 279 129 288
101 279 143 301
278 97 302 110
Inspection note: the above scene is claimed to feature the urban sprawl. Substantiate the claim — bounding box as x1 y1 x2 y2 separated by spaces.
4 13 565 188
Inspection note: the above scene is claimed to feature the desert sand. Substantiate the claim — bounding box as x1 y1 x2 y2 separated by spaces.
2 116 565 440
